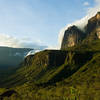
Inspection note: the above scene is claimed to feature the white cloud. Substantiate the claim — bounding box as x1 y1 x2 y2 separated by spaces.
95 0 100 3
46 45 59 50
0 34 20 48
58 0 100 48
83 2 90 6
0 33 47 49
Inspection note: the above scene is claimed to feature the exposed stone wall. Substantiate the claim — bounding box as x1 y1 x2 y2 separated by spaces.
97 27 100 39
61 26 84 50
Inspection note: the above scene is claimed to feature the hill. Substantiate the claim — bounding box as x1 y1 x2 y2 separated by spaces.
0 40 100 100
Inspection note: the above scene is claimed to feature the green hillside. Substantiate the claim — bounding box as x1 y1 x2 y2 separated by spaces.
0 39 100 100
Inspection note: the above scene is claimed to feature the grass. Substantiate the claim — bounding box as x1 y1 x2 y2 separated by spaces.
1 40 100 99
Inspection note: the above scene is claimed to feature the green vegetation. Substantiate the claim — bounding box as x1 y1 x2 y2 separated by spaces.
0 39 100 100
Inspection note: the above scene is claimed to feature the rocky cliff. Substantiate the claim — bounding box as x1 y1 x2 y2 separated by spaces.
61 25 85 49
61 12 100 50
84 12 100 42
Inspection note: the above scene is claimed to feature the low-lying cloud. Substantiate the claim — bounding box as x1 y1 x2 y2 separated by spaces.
0 34 20 48
58 0 100 48
0 33 47 49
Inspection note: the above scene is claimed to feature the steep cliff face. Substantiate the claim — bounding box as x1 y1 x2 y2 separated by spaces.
22 50 67 68
61 25 85 50
1 49 94 87
61 12 100 50
84 12 100 42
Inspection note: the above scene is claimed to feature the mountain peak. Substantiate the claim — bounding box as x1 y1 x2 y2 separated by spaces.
96 12 100 20
67 25 77 30
88 12 100 23
61 12 100 50
83 12 100 42
61 25 85 49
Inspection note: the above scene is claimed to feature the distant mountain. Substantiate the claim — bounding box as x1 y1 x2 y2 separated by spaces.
0 44 47 69
0 46 33 69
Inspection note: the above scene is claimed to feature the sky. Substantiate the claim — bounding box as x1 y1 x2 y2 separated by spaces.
0 0 99 49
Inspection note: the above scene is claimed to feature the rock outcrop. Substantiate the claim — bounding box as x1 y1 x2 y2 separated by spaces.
61 25 85 50
84 12 100 42
61 12 100 50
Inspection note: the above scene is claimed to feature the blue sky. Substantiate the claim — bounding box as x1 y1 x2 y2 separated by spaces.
0 0 98 48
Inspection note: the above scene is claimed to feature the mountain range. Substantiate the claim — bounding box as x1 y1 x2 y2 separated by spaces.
0 12 100 100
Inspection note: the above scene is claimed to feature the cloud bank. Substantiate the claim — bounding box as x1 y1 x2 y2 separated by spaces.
0 33 47 49
58 0 100 48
